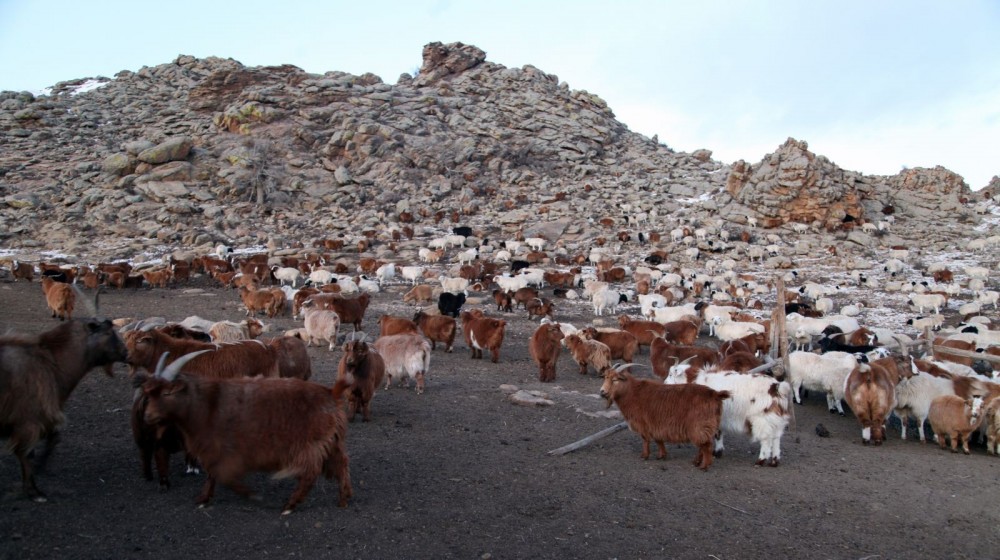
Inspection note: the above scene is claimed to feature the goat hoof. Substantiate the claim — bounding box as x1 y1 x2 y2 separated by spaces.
769 458 779 467
755 459 765 467
838 412 846 417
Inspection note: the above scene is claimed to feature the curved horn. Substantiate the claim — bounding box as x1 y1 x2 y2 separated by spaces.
72 284 99 318
678 355 695 366
152 352 171 379
158 349 211 382
614 362 640 372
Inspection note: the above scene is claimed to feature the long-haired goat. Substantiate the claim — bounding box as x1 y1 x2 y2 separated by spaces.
41 276 75 320
600 364 729 470
530 323 565 382
141 351 353 513
338 337 386 421
1 315 128 499
373 333 432 394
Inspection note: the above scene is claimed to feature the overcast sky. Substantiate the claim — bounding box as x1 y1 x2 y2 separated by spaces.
1 1 997 188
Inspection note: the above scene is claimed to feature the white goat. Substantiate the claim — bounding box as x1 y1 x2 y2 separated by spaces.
375 263 396 285
400 266 425 286
271 266 301 288
665 365 791 467
908 293 946 314
787 351 858 415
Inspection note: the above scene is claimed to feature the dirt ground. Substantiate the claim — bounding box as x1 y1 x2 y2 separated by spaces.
2 276 999 560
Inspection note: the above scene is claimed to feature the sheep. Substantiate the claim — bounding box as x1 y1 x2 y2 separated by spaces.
906 315 945 332
209 318 266 343
456 248 479 265
141 352 353 513
564 333 611 377
600 364 729 469
978 290 1000 310
787 351 859 415
373 333 432 394
302 305 341 351
0 317 128 499
965 266 990 281
928 395 987 454
440 276 470 294
530 323 565 382
665 365 792 466
461 311 506 363
40 276 75 321
713 319 766 344
844 362 897 445
647 303 699 325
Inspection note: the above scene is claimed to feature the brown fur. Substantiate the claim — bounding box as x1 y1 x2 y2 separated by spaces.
650 337 720 379
579 327 638 362
142 374 352 512
373 333 432 393
378 315 419 336
617 315 666 349
843 363 897 445
928 395 986 454
413 311 457 352
293 287 320 318
493 289 513 312
0 319 127 498
564 333 611 376
530 323 564 382
512 287 539 309
268 336 312 380
718 351 763 373
125 329 279 379
600 368 729 469
660 318 701 346
525 298 555 320
337 340 386 421
403 284 435 304
932 337 976 367
141 268 172 288
461 311 506 363
305 293 370 331
41 276 75 320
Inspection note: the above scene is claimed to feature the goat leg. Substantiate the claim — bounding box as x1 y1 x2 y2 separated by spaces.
33 430 61 472
196 477 217 507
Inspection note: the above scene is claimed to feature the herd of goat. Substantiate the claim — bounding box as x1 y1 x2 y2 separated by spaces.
2 216 1000 513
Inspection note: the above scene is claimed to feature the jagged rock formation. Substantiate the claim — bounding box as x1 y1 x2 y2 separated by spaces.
0 42 992 260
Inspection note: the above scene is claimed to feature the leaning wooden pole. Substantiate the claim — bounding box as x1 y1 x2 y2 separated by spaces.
547 422 629 456
770 276 789 380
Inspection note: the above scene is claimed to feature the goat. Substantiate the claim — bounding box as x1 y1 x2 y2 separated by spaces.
412 311 457 353
271 266 301 288
1 315 128 499
530 323 565 382
338 337 386 421
268 335 312 380
564 333 612 377
209 318 266 343
492 289 513 312
787 351 859 415
461 311 506 363
373 333 432 394
650 337 720 379
141 352 352 513
929 395 986 454
378 315 419 336
844 362 897 445
306 293 370 331
525 297 555 320
579 327 638 363
403 284 437 304
301 304 341 351
10 260 34 282
600 365 729 469
617 315 667 351
41 276 75 320
437 292 467 318
125 328 279 378
665 365 792 466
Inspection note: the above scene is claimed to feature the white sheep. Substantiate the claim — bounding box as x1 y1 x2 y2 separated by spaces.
307 269 335 286
439 276 470 295
814 297 834 315
977 290 999 310
456 248 479 265
791 223 809 234
647 303 699 325
525 237 546 252
494 249 512 263
637 293 668 317
713 319 766 343
907 314 945 332
965 266 990 280
787 351 858 415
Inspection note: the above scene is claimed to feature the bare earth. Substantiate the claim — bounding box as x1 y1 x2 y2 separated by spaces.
1 278 998 560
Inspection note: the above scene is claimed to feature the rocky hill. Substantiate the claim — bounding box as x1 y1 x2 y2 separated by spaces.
0 41 995 260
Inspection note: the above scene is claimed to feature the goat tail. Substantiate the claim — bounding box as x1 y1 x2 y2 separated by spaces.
331 377 351 405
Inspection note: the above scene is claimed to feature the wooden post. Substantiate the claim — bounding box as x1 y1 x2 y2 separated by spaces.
770 276 788 380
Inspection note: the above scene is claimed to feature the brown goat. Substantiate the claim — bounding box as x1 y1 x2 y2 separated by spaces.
1 318 128 499
718 351 763 373
41 276 75 320
378 315 419 336
461 311 506 363
564 333 612 376
292 287 319 318
932 337 976 367
11 260 34 282
493 289 513 312
928 394 987 454
660 318 700 346
512 287 539 310
413 311 457 352
142 268 172 289
844 362 897 445
618 315 666 351
306 293 370 331
239 285 280 318
268 336 313 380
579 327 638 363
125 329 279 379
142 363 352 513
530 323 565 382
338 338 386 421
650 337 720 379
600 366 730 469
526 297 555 320
403 284 436 304
932 269 954 283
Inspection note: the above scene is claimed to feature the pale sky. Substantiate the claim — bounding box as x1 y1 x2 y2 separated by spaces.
1 1 998 189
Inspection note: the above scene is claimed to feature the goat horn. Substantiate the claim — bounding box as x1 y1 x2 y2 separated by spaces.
678 356 695 366
158 349 212 382
614 362 640 372
72 284 99 318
